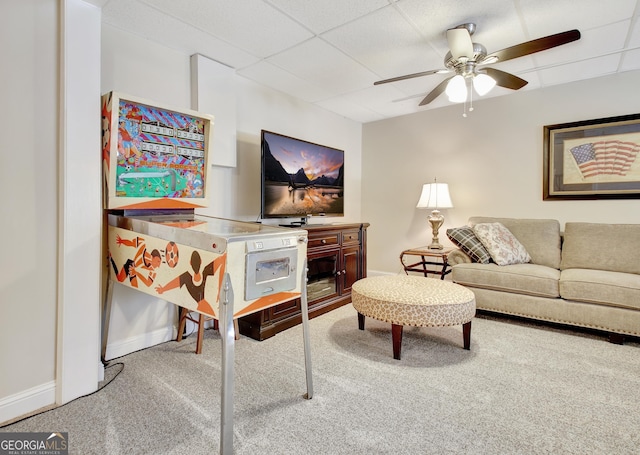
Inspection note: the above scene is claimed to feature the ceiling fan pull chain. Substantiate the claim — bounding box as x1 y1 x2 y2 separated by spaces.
468 77 474 113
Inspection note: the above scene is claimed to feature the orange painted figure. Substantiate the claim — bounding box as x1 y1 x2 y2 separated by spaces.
109 235 162 288
118 119 141 159
155 251 226 317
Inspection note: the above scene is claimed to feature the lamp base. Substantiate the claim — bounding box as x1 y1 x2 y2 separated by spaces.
427 210 445 251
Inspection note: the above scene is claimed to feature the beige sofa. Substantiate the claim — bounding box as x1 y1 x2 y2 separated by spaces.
448 217 640 343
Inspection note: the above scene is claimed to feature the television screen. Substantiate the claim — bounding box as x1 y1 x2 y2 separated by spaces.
261 130 344 220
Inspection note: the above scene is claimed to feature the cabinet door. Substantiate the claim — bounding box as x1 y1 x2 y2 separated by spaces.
307 249 340 304
340 245 361 295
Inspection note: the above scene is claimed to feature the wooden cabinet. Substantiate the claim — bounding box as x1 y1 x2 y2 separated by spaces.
238 223 369 340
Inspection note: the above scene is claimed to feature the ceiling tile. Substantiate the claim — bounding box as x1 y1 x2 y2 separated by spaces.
315 96 385 123
137 0 313 57
102 0 259 68
520 0 637 37
322 5 441 79
267 37 379 94
237 61 332 102
620 49 640 71
267 0 389 34
537 54 621 86
627 14 640 47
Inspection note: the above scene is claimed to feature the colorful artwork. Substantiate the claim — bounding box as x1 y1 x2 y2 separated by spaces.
107 225 302 319
108 226 226 317
115 100 206 198
102 92 213 209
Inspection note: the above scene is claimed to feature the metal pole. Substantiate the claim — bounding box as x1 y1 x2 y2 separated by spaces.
300 260 313 399
219 273 234 455
100 280 114 363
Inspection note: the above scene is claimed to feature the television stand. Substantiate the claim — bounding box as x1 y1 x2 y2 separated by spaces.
279 216 309 228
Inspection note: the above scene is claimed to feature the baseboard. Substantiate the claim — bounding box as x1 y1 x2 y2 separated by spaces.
104 327 175 361
0 381 56 426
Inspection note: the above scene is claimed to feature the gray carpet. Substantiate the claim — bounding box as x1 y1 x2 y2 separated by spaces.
2 304 639 454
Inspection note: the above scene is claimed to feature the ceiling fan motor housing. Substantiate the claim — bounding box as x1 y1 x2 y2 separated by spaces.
444 42 487 75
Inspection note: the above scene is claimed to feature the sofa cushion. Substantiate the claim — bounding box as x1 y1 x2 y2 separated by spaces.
473 223 531 266
560 268 640 311
452 263 560 298
561 222 640 275
446 226 492 264
469 217 561 269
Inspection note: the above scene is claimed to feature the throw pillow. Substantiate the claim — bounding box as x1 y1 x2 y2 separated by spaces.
472 222 531 266
446 226 492 264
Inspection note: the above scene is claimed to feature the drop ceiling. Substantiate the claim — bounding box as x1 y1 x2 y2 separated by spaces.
91 0 640 123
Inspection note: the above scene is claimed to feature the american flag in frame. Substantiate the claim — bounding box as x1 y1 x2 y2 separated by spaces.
543 113 640 200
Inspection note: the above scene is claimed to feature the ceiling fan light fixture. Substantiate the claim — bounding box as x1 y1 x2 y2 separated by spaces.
446 75 467 103
473 73 496 96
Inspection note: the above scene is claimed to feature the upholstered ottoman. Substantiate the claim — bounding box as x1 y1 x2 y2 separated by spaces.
352 275 476 360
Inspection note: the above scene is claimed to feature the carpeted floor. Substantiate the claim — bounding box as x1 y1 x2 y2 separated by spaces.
2 304 639 454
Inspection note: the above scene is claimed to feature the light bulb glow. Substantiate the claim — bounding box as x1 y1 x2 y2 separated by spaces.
446 75 467 103
473 73 496 96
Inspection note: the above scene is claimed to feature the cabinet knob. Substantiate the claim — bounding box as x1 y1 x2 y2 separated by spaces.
321 239 327 244
336 270 341 276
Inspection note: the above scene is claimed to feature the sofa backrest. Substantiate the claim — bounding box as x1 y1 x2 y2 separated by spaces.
561 222 640 275
469 217 561 269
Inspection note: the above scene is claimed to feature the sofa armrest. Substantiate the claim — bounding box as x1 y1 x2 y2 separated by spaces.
448 248 473 266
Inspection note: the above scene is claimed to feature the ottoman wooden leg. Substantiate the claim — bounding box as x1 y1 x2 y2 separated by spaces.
392 324 403 360
357 312 365 330
462 320 472 350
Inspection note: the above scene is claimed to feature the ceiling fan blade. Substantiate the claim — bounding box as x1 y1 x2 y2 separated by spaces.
447 28 474 59
419 76 454 106
374 69 445 85
484 29 581 63
484 68 528 90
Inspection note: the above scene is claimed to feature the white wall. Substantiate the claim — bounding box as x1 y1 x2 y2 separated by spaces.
362 70 640 274
0 0 58 421
0 0 103 425
101 24 362 358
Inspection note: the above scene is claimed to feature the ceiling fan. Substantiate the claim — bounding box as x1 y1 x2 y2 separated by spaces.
374 23 581 108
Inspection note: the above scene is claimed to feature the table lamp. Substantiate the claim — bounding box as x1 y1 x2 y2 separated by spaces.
416 181 453 250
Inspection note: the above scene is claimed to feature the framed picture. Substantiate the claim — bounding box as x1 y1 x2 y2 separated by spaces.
543 113 640 200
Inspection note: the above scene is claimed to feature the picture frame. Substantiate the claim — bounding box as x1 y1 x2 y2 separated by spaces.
543 113 640 200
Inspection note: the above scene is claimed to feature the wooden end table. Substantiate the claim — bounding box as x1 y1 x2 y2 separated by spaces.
399 246 455 280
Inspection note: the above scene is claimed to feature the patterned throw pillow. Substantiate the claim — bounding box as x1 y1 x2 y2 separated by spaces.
446 226 492 264
472 222 531 266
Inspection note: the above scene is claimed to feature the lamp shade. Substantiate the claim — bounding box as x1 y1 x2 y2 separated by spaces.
416 183 453 209
445 75 467 103
473 73 496 96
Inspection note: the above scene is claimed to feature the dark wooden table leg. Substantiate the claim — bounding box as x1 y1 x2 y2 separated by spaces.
177 307 187 342
462 320 472 350
357 312 365 330
392 324 403 360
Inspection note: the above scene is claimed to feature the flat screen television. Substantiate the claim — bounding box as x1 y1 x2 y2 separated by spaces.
261 130 344 222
